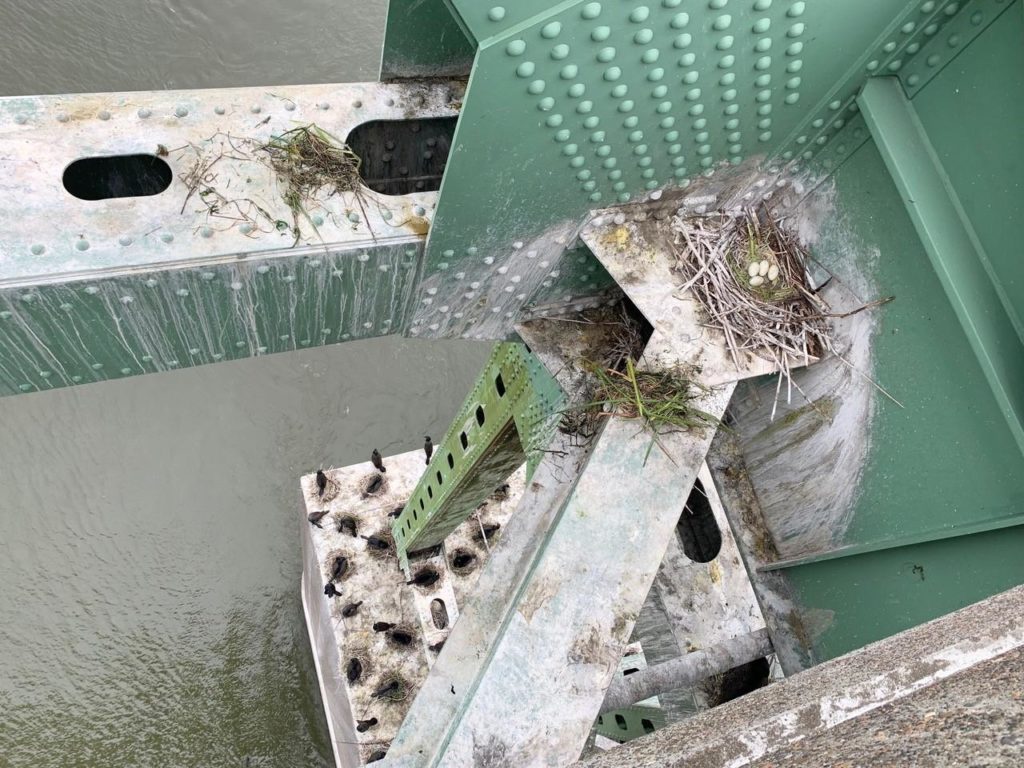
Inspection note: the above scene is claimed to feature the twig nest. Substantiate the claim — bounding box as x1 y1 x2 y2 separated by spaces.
758 259 770 277
749 275 765 287
747 261 760 278
768 264 780 282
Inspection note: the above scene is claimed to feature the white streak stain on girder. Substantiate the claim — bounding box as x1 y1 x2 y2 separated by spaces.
0 243 421 394
732 180 882 558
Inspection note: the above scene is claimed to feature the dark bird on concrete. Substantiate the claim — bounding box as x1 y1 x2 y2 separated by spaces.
341 601 363 618
337 517 358 537
387 628 415 646
316 469 329 497
346 657 362 684
473 522 501 543
490 483 510 501
371 449 386 473
362 534 391 551
451 550 476 570
330 555 349 583
372 621 396 633
407 569 440 588
371 680 401 700
356 717 378 733
307 510 329 529
324 583 341 598
388 505 404 519
424 436 433 465
428 639 446 654
367 749 387 763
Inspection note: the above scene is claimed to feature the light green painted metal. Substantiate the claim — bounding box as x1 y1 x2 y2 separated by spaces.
0 242 420 395
380 0 475 78
765 133 1024 660
410 0 980 338
859 76 1024 454
910 2 1024 325
593 705 665 744
392 341 564 559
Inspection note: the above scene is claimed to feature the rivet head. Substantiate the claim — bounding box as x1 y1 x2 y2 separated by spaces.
75 239 89 251
581 2 602 19
629 6 650 23
487 6 506 21
98 110 111 121
160 232 174 243
516 61 536 78
250 105 262 114
175 106 189 118
591 26 611 41
506 39 526 56
30 244 45 256
670 11 690 28
541 21 562 38
56 112 70 123
215 106 226 115
119 236 133 247
200 227 214 238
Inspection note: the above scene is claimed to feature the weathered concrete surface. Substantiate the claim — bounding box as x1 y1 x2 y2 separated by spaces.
578 584 1024 768
748 646 1024 767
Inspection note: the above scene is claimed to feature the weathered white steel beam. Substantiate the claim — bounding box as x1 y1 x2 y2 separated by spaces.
386 321 736 766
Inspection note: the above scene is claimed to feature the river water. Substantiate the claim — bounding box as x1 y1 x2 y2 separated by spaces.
0 3 494 766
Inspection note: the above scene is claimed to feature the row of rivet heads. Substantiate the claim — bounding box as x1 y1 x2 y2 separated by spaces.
410 236 596 331
776 0 969 164
17 198 433 257
900 0 1011 97
0 84 461 126
503 0 810 205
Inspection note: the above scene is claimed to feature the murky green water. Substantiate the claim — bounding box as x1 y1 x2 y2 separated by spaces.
0 338 488 766
0 6 492 765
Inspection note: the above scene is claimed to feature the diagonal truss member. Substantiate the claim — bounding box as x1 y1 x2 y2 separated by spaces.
392 341 565 563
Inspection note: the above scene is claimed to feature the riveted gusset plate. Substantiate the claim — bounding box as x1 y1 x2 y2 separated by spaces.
392 341 564 559
410 0 981 337
0 242 420 395
381 0 475 79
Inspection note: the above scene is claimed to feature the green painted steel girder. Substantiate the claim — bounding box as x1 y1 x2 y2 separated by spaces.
392 341 565 560
403 0 997 340
381 0 474 79
594 705 665 745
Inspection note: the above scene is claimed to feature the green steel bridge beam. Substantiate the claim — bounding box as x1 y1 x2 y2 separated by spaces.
391 341 565 564
859 76 1024 455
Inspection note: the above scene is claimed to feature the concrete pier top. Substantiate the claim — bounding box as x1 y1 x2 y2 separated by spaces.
300 450 525 767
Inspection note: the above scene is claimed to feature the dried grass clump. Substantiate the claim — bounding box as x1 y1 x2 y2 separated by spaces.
585 358 720 435
259 125 363 216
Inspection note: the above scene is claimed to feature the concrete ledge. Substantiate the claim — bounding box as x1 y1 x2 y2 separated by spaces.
578 584 1024 768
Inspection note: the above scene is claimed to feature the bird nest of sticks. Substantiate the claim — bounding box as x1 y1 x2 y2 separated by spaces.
671 207 830 382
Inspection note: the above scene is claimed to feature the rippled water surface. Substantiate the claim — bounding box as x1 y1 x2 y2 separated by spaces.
0 0 386 96
0 337 488 767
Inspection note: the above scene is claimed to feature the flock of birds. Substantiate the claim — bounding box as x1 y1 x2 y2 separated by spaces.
300 439 512 758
